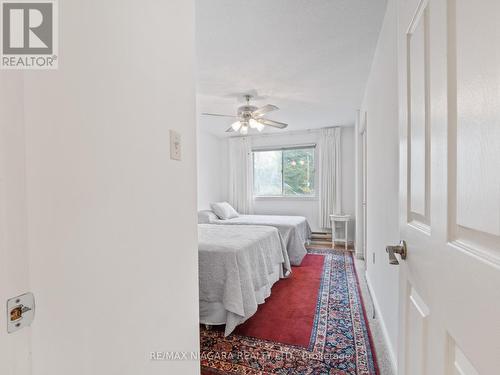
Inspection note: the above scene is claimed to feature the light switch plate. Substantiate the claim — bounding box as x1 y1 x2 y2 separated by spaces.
7 292 35 333
169 130 181 161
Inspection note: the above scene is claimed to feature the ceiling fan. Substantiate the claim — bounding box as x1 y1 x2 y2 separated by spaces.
201 95 288 134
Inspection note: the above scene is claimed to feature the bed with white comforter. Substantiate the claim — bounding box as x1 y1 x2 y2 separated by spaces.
198 224 291 336
207 214 311 266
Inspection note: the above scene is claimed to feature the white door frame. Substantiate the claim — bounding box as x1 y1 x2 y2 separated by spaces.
0 74 32 375
361 125 367 262
355 110 368 261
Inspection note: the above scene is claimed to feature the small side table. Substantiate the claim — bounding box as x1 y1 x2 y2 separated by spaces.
330 214 352 250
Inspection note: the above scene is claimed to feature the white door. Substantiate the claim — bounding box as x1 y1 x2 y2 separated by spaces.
397 0 500 374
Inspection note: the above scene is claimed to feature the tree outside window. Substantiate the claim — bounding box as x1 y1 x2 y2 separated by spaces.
253 146 315 197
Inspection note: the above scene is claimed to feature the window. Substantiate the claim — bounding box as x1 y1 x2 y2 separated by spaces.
253 146 316 197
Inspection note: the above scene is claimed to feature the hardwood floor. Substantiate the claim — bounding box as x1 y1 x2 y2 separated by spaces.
307 242 355 251
308 232 355 251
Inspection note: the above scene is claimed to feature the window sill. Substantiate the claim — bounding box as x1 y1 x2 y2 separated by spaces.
254 195 318 201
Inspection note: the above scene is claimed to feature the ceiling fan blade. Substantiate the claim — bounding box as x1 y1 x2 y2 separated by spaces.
225 126 235 132
252 104 279 117
257 118 288 129
201 113 237 118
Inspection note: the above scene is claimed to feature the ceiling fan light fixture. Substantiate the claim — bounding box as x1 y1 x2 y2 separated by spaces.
231 121 242 131
204 95 288 134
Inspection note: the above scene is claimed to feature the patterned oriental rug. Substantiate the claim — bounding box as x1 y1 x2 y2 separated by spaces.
200 249 379 375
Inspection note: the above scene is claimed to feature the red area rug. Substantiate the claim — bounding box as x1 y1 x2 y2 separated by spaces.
200 249 379 375
234 254 325 347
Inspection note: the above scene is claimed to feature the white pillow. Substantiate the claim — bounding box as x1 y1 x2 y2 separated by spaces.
210 202 239 220
198 210 218 224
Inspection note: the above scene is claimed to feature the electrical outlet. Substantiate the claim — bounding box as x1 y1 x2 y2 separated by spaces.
372 252 375 264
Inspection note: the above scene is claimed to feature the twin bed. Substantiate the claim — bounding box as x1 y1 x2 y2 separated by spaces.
198 204 312 335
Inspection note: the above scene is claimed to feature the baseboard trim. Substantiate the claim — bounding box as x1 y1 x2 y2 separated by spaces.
364 271 398 374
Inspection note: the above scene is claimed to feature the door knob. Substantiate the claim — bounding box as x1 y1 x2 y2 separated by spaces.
386 240 407 265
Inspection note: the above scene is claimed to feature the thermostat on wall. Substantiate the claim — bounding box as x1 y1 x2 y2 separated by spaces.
170 130 181 161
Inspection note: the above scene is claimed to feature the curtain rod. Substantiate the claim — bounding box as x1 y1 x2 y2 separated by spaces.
252 143 317 152
230 125 346 139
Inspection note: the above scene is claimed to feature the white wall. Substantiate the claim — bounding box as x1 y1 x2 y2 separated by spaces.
248 128 355 234
10 1 200 374
197 129 228 210
0 73 31 375
360 0 399 370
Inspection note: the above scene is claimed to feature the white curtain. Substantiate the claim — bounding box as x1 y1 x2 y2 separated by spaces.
318 127 342 229
228 137 254 214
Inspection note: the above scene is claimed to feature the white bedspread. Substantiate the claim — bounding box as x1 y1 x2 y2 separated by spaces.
212 215 311 266
198 224 291 336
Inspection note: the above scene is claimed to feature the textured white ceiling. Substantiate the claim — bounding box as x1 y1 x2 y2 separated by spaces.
196 0 387 137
